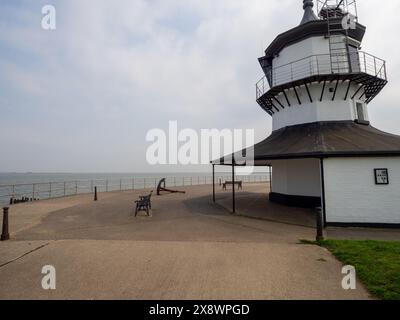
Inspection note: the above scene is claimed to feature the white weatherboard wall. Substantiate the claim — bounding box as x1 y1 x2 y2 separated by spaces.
324 157 400 224
271 159 321 197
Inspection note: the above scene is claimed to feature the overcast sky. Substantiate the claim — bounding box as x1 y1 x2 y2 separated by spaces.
0 0 399 173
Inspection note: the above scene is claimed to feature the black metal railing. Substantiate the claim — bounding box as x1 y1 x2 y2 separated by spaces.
256 51 386 100
317 0 358 19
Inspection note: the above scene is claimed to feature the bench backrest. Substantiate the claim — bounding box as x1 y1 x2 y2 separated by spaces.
225 181 242 185
142 194 151 201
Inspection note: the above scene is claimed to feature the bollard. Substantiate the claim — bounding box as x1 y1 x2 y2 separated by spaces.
1 207 10 241
316 207 325 242
94 186 98 201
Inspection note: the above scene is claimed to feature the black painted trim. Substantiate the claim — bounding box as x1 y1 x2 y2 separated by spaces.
304 82 313 103
269 192 321 208
320 79 326 101
283 90 291 107
354 119 370 126
327 222 400 229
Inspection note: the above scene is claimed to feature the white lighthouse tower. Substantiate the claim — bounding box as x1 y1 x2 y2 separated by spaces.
257 0 387 129
214 0 400 227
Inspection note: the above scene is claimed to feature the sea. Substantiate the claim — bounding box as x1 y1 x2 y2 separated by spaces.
0 172 269 207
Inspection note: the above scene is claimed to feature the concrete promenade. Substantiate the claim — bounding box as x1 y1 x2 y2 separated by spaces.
0 183 391 299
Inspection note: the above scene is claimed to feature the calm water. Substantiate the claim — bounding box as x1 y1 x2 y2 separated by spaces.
0 172 269 207
0 172 219 186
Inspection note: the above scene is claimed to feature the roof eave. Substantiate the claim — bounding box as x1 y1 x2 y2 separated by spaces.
263 20 366 60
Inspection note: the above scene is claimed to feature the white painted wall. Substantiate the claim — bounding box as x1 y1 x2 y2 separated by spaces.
273 36 329 69
271 159 321 197
272 81 367 131
324 157 400 224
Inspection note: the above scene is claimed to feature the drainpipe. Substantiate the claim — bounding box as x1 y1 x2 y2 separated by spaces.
319 158 327 227
269 165 272 193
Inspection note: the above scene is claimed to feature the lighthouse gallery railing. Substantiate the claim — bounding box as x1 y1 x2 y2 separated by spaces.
256 51 387 100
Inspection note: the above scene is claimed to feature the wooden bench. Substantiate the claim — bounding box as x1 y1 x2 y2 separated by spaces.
135 191 153 217
222 181 243 191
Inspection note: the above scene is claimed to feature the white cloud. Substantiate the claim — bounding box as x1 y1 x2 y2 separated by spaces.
0 0 399 172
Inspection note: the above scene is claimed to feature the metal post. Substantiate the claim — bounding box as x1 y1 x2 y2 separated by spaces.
316 207 325 242
75 181 78 195
384 62 387 80
232 161 236 214
1 207 10 241
32 184 35 201
320 158 327 227
212 165 216 203
364 52 367 73
94 187 98 201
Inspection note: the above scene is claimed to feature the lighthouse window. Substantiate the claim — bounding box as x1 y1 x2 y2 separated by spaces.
356 102 365 121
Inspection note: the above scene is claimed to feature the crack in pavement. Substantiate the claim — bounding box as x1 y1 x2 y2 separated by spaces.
0 242 51 268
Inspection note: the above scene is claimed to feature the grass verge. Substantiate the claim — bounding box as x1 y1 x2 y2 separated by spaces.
301 239 400 300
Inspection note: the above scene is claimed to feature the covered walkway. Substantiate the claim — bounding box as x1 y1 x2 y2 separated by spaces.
214 183 316 228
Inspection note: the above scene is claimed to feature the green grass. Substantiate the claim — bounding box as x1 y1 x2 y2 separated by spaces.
301 239 400 300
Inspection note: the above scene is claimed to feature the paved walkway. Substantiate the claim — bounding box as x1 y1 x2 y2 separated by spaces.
0 184 373 299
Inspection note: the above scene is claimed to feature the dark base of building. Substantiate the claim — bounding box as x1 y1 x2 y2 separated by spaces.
327 222 400 229
269 192 321 208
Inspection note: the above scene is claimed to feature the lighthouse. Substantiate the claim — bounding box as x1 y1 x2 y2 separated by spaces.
213 0 400 227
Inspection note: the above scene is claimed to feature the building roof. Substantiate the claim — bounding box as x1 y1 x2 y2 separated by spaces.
212 121 400 166
262 20 366 60
300 0 318 25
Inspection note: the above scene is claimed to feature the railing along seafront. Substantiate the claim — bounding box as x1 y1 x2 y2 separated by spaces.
0 174 270 207
256 51 387 100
